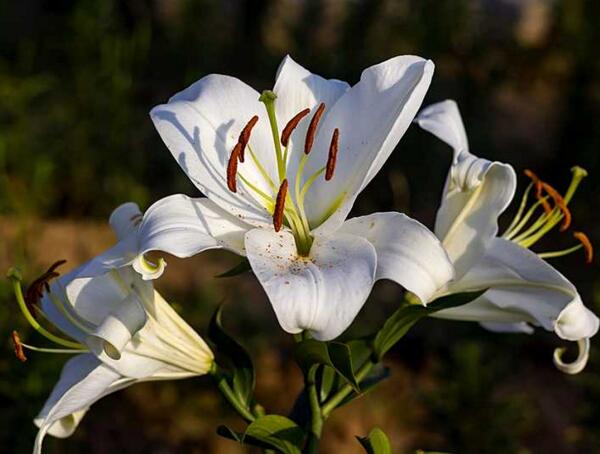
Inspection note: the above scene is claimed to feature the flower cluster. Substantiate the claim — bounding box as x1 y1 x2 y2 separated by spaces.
10 55 598 452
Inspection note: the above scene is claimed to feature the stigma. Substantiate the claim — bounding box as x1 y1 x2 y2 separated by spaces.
503 167 593 264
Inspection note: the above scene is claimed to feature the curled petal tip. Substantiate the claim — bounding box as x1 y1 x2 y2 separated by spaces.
553 338 590 375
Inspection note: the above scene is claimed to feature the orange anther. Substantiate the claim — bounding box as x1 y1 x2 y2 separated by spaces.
281 108 310 147
227 143 242 192
238 115 259 163
541 182 572 231
325 128 339 181
273 179 288 232
304 103 325 155
573 231 593 264
11 330 27 362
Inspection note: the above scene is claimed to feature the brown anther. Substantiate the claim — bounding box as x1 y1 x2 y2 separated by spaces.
24 260 67 313
304 103 326 155
238 115 259 162
573 231 593 264
273 179 288 232
541 182 572 231
227 143 242 192
281 108 310 147
325 128 340 181
11 330 27 362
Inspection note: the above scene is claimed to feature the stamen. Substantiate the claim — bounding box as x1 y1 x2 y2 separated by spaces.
325 128 339 181
304 103 325 155
273 179 288 232
24 260 67 313
11 330 27 362
281 108 310 147
541 182 571 231
238 115 259 163
574 231 593 264
524 169 551 213
8 270 86 349
227 143 242 192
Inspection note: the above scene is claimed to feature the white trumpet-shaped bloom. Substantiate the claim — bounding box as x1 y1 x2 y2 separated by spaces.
416 100 599 373
30 203 214 453
84 55 454 340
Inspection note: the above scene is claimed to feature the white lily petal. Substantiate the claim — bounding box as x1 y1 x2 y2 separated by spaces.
553 338 590 375
305 56 434 233
480 321 534 334
416 99 469 157
438 238 600 340
273 55 349 154
339 212 454 303
34 354 133 454
109 202 142 241
81 194 251 279
416 100 517 277
86 294 147 361
150 74 276 226
245 228 377 340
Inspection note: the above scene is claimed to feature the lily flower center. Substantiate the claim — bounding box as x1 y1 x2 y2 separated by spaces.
502 166 593 263
226 90 342 256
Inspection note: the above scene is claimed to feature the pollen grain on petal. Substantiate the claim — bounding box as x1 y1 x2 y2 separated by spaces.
281 108 310 147
273 179 288 232
227 143 242 192
238 115 259 162
11 330 27 362
325 128 340 181
574 231 593 264
304 103 326 155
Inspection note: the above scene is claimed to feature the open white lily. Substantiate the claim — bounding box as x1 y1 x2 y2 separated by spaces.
84 55 454 341
415 100 599 373
11 203 213 453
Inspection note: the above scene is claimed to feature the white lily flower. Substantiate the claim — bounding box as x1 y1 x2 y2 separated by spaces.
11 204 213 453
84 55 455 341
416 100 599 373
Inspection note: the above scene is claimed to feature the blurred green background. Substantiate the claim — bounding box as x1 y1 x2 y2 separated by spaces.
1 0 600 452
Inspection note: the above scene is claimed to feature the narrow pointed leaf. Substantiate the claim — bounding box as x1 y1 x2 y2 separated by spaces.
338 365 391 408
217 425 244 442
357 427 391 454
294 339 360 391
374 291 485 360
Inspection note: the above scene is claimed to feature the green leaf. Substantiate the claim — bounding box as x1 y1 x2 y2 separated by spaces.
208 305 255 407
244 415 305 454
216 425 244 442
318 365 338 402
294 339 360 392
357 427 392 454
373 291 485 360
215 259 252 278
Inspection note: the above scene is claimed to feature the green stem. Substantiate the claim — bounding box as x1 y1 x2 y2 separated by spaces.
321 360 375 418
211 366 256 423
305 364 323 454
